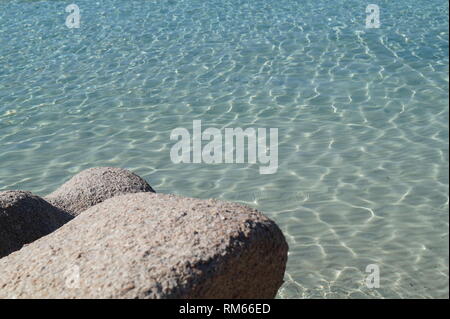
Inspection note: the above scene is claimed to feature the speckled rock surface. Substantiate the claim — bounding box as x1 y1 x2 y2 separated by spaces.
0 191 73 259
0 192 288 299
45 167 155 216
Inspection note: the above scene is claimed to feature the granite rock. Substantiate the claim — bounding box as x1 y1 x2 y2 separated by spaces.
45 167 155 216
0 192 288 298
0 191 73 258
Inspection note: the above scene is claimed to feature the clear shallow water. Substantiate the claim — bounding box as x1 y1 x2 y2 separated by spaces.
0 0 448 298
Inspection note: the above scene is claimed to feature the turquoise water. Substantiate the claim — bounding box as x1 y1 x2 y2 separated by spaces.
0 0 448 298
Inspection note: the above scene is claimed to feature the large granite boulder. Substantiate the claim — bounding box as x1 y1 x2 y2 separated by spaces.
0 192 288 298
0 191 73 258
45 167 155 216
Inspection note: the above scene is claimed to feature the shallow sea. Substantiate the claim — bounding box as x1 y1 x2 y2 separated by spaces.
0 0 448 298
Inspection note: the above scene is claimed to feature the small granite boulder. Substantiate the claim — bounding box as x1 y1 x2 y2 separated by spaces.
45 167 155 216
0 192 288 298
0 191 73 258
